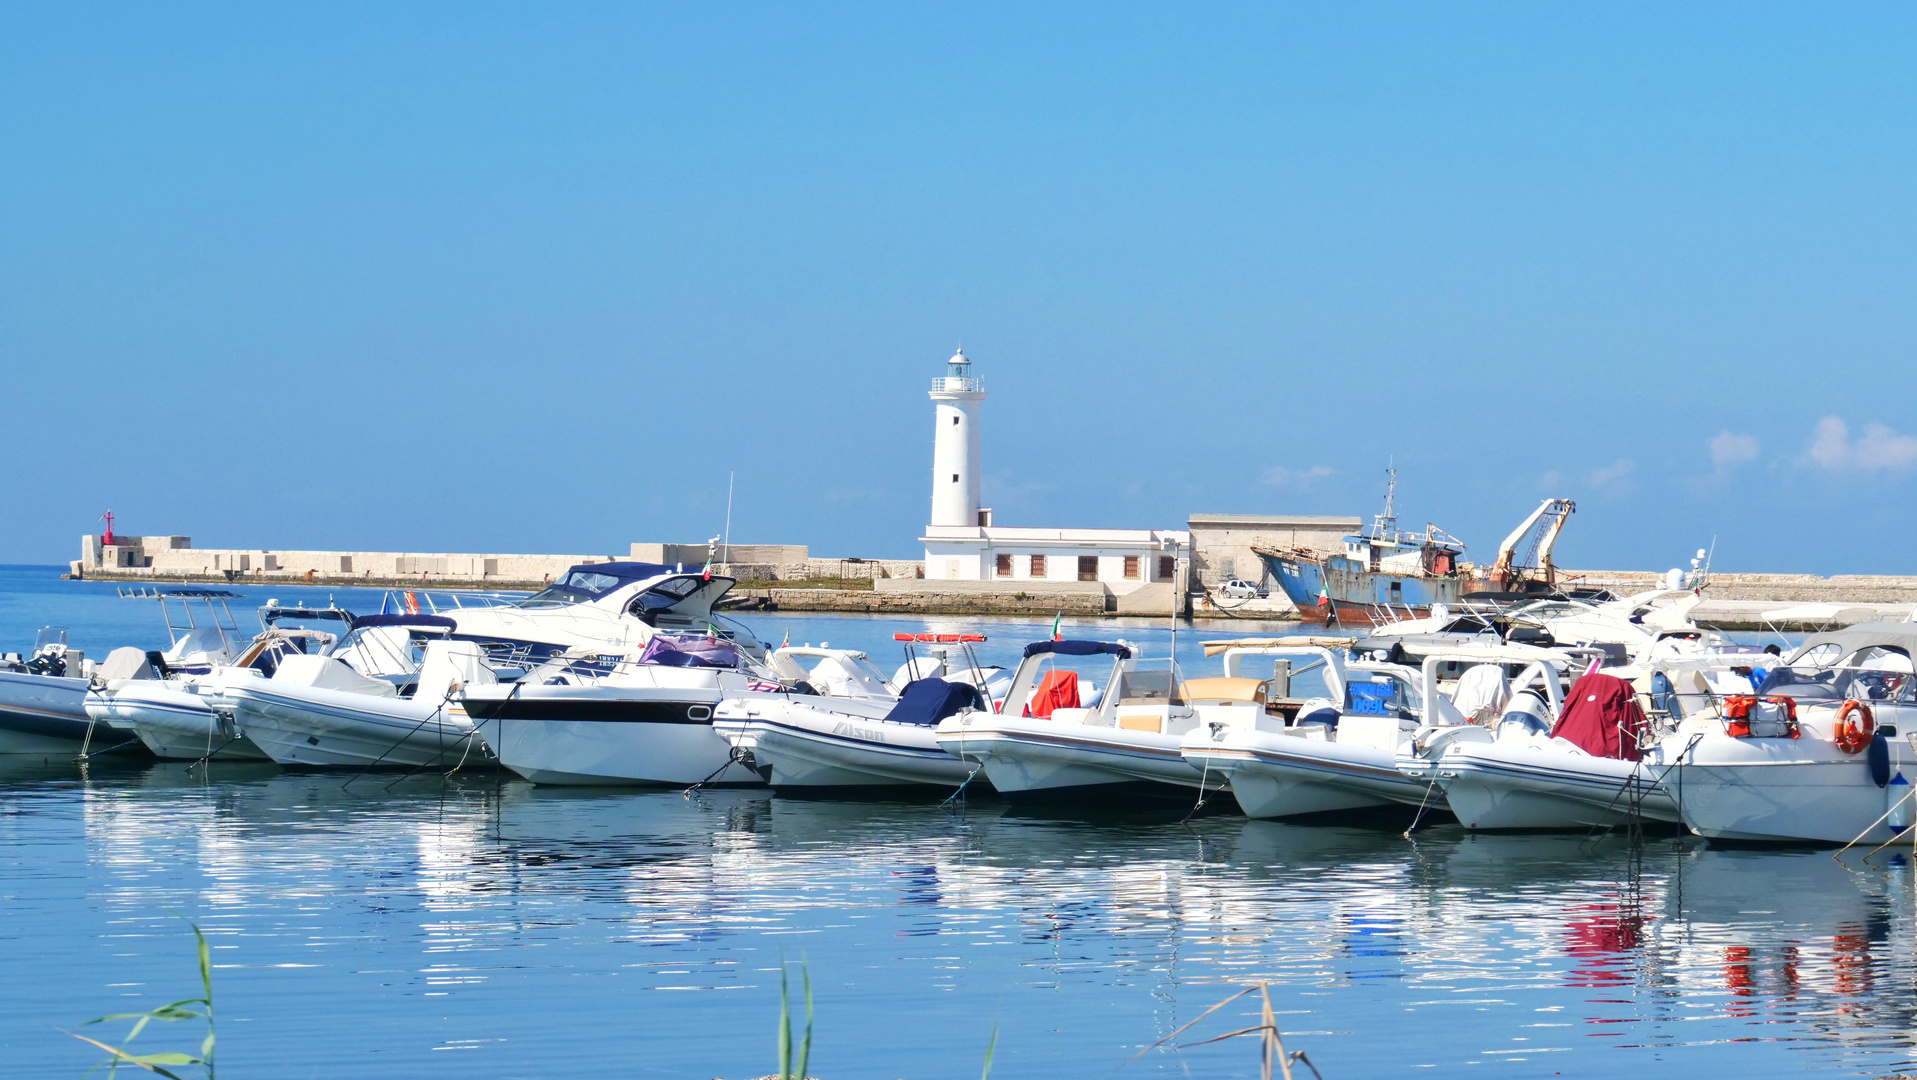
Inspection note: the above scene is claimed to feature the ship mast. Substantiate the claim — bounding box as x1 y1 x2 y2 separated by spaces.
1371 466 1399 540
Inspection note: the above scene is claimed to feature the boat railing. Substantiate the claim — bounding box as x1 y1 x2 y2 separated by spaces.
376 589 528 617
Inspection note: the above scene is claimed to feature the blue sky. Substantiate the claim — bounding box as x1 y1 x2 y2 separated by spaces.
4 4 1916 574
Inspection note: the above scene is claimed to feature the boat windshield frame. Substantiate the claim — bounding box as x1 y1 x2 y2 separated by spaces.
1756 662 1916 705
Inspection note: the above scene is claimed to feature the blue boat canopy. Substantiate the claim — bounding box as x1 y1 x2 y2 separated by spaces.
882 678 988 726
1023 640 1132 659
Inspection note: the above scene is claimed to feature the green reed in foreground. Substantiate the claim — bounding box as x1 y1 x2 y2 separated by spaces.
775 957 814 1080
66 917 215 1080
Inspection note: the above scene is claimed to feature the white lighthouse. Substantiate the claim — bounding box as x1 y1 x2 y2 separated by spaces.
918 347 1186 587
928 348 986 528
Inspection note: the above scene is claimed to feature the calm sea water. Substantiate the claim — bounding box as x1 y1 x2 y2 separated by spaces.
0 566 1902 1079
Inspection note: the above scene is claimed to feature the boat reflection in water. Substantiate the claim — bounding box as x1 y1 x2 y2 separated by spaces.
17 765 1917 1077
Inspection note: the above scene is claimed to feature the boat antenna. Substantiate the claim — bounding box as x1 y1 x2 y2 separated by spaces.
722 470 735 563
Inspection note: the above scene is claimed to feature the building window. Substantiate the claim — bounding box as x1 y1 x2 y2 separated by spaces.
996 553 1012 577
952 416 960 425
1123 556 1139 580
952 474 959 483
1158 556 1175 581
1077 556 1098 581
1029 554 1046 578
1219 558 1235 580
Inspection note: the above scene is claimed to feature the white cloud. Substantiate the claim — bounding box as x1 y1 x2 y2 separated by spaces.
1262 465 1334 487
1538 470 1563 489
1708 431 1759 469
1803 416 1917 472
1588 459 1634 487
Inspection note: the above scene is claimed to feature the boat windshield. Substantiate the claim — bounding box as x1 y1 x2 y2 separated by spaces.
1756 664 1914 704
519 570 635 609
1344 670 1423 718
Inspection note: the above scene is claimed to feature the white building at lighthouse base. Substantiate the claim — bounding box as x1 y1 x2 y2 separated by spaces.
921 524 1189 593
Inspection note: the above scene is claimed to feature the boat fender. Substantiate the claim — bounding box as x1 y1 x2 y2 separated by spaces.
1868 731 1891 788
1889 772 1912 830
1834 699 1875 756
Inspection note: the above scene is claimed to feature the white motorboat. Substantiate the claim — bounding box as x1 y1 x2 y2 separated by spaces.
1180 641 1510 818
1397 648 1689 830
0 591 252 756
1666 623 1917 845
0 628 97 754
89 601 354 761
465 634 772 786
714 647 989 789
397 561 766 668
932 639 1240 799
208 613 500 769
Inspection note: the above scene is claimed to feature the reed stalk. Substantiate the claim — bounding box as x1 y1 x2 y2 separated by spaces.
776 958 813 1080
65 917 215 1080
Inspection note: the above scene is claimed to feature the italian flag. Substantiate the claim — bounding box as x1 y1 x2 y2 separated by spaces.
1051 612 1062 641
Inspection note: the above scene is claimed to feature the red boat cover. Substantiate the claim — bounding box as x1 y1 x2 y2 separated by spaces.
1027 669 1082 718
1550 672 1648 761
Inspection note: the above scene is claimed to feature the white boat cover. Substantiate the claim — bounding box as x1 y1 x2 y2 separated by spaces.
1451 664 1509 724
271 655 397 697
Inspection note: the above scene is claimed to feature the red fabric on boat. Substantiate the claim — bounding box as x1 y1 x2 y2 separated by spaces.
1027 669 1082 718
1550 672 1648 761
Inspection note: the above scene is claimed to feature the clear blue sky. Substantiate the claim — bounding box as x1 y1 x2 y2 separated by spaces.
5 4 1915 574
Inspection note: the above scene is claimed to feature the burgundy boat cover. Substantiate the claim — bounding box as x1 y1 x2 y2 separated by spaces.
1550 672 1649 761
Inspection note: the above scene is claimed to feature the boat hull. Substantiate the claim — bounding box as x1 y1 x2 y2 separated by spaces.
935 717 1215 796
466 686 760 787
1672 733 1915 845
1181 729 1428 818
713 699 974 789
221 677 489 769
86 681 269 761
0 670 104 753
1433 741 1680 830
1258 551 1464 626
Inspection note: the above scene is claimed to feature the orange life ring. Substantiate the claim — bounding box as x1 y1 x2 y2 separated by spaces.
1833 699 1875 755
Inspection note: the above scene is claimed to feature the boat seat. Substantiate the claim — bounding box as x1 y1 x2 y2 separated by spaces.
1117 710 1165 733
1180 677 1268 707
270 654 397 698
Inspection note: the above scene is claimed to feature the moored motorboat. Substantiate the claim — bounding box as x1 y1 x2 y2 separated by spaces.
207 614 499 769
89 602 354 761
0 629 97 754
465 634 769 786
1180 642 1529 819
1666 623 1917 845
932 639 1235 800
714 647 988 790
1404 656 1686 830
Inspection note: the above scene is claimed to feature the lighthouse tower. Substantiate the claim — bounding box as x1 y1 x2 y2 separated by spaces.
928 348 986 528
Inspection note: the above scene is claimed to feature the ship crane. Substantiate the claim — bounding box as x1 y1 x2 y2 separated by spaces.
1487 498 1575 592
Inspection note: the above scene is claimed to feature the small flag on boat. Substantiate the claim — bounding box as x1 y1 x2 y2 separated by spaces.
780 629 790 649
747 679 782 693
1051 612 1062 641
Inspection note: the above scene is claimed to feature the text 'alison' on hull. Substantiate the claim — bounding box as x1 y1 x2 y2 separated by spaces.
712 645 988 790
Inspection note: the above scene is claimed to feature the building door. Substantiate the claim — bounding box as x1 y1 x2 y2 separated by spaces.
1077 556 1098 581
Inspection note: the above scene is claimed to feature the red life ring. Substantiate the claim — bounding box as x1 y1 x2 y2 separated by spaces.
1833 699 1875 755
